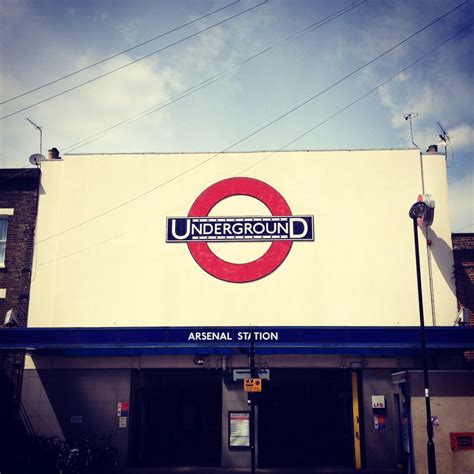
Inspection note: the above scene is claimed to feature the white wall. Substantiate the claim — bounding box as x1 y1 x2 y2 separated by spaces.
411 396 474 474
28 150 457 327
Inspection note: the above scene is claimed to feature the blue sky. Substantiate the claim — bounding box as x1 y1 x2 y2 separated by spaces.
1 0 472 231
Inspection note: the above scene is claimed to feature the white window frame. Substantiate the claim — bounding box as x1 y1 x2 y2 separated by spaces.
0 208 14 268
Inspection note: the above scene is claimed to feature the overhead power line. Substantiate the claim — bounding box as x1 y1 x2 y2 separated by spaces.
453 223 474 232
237 23 472 175
0 0 268 120
38 22 472 267
34 2 470 246
201 0 469 156
0 166 34 184
0 1 240 106
62 0 367 153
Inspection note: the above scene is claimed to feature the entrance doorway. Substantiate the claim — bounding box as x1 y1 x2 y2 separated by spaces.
129 369 222 467
258 369 355 468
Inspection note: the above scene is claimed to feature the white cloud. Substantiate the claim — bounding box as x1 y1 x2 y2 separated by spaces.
114 18 144 46
449 172 474 232
449 124 474 150
376 72 473 150
0 0 275 163
96 11 109 23
344 0 474 151
0 0 27 39
182 0 275 89
0 50 186 163
0 0 27 20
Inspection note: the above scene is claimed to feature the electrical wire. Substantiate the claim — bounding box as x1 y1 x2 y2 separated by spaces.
38 232 128 266
0 1 240 106
64 0 469 155
210 0 470 156
34 7 471 246
34 22 471 264
0 166 36 184
0 0 268 120
453 223 474 232
62 0 367 153
237 23 473 176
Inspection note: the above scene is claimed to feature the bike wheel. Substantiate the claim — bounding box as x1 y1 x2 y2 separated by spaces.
103 447 119 473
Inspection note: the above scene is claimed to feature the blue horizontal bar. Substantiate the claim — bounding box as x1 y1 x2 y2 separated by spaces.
0 326 472 356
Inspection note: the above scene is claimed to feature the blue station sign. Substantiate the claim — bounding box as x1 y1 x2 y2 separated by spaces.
2 327 473 357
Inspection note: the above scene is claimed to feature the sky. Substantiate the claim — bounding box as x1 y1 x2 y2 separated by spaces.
0 0 473 232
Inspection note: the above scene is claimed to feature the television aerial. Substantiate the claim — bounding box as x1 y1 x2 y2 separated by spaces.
404 112 419 148
437 121 453 166
26 117 43 154
437 121 451 146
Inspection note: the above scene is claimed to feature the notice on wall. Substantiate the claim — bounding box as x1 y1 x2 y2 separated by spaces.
119 416 127 428
371 395 385 409
229 412 250 448
117 401 129 417
374 414 385 430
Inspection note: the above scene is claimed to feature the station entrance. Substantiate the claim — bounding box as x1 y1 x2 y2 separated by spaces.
129 369 222 467
258 369 355 468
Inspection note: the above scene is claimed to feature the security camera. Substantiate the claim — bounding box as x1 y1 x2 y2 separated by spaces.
194 357 204 366
4 308 17 327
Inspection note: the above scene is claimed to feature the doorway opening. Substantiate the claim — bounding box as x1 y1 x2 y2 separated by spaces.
129 369 222 467
258 369 355 468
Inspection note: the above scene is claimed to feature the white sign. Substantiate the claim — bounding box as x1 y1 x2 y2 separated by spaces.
371 395 385 409
229 412 250 447
119 416 127 428
233 368 270 381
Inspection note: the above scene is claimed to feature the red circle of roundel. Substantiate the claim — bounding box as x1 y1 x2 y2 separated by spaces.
187 177 293 283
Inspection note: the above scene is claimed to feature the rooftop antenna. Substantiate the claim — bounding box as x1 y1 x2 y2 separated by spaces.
404 112 419 149
26 117 43 154
437 121 453 166
437 121 451 146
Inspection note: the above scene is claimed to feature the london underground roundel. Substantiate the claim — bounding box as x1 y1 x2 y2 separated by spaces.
166 177 314 283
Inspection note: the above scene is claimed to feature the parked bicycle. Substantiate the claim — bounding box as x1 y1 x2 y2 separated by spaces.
96 433 119 473
18 432 119 474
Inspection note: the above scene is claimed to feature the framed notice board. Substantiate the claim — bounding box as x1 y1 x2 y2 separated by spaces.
229 411 250 449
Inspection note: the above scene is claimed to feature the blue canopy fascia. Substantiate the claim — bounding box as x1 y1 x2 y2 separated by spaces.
0 326 472 356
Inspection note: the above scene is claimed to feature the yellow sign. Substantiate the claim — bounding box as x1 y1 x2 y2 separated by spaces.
244 378 262 392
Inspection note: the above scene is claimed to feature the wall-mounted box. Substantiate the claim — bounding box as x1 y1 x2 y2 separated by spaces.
450 432 474 451
371 395 385 409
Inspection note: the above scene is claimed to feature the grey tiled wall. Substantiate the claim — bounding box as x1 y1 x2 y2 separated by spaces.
22 368 131 467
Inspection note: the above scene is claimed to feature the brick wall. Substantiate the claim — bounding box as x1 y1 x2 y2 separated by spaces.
0 168 40 327
0 168 41 410
452 233 474 318
452 233 474 364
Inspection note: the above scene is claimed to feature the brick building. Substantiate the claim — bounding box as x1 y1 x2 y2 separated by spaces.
452 233 474 315
0 168 41 329
0 168 41 473
452 233 474 364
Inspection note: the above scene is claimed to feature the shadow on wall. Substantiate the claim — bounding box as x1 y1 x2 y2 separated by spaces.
37 369 131 467
422 227 457 299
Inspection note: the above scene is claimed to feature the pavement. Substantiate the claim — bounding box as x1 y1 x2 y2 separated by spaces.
125 468 400 474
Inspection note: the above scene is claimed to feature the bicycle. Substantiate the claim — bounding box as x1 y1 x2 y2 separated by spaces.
97 433 119 474
55 440 81 474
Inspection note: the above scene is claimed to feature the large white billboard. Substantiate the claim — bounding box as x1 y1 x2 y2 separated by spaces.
28 150 457 327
